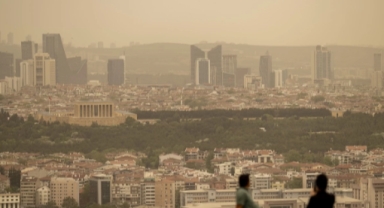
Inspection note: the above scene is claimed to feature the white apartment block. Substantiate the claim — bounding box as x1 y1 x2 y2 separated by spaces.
34 53 56 86
251 174 271 190
214 162 232 175
302 171 320 189
36 186 50 206
0 193 20 208
20 60 35 86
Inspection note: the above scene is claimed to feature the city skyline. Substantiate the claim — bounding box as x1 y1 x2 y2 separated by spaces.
0 0 384 47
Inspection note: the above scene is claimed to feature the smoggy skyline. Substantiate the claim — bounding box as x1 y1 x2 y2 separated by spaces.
1 0 384 47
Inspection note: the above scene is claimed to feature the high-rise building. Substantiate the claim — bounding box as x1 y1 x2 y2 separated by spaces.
4 76 22 93
20 176 41 208
352 178 384 208
43 34 70 84
90 174 112 205
259 51 272 88
50 177 79 207
235 68 250 88
302 171 320 189
207 45 222 85
67 57 88 85
140 179 155 207
273 70 283 88
21 41 38 60
0 81 7 94
15 59 22 77
0 52 14 79
20 60 35 86
154 177 185 208
34 53 56 86
7 33 13 45
282 69 289 86
222 55 237 87
312 45 332 82
191 45 222 85
371 70 382 96
195 58 210 85
374 53 382 71
107 59 124 85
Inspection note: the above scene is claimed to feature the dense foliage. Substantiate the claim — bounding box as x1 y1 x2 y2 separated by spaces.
2 109 384 168
135 108 331 119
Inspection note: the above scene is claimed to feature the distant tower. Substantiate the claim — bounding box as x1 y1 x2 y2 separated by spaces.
107 59 124 85
21 41 38 60
195 58 210 85
7 32 13 45
43 34 70 84
90 174 112 205
190 45 222 85
0 52 14 79
372 53 383 96
235 68 250 88
259 51 272 88
312 45 332 83
33 53 56 86
374 53 382 71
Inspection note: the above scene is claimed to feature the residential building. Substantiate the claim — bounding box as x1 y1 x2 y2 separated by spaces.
259 51 272 88
0 52 13 79
180 189 236 207
42 34 70 84
21 41 38 60
302 171 320 189
190 45 222 85
20 60 35 86
0 193 20 208
34 53 56 86
50 177 79 207
89 174 112 205
4 77 22 93
112 182 140 206
352 177 384 208
195 59 210 85
20 176 41 208
107 59 124 85
235 68 250 88
36 186 50 206
244 75 262 89
140 179 155 206
222 55 237 87
155 178 176 208
0 175 10 193
251 174 271 190
312 45 332 83
214 162 233 175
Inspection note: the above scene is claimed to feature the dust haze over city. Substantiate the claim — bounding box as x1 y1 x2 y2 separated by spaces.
0 0 384 208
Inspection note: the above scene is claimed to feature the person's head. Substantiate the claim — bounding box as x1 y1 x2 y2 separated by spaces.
239 174 250 188
315 174 328 191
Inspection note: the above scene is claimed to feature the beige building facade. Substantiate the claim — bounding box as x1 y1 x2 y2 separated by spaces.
50 177 79 207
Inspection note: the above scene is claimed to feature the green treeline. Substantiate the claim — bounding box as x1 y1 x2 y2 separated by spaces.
1 109 384 168
135 108 331 119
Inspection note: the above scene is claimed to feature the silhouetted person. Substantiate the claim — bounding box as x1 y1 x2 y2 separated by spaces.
307 174 335 208
236 174 259 208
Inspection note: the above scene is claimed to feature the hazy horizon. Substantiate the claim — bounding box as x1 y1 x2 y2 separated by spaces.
1 0 384 47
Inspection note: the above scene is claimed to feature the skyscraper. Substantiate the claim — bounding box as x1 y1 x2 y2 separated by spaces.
195 58 210 85
190 45 222 85
190 45 205 83
222 55 237 87
273 70 283 88
15 58 22 77
312 45 332 82
43 34 70 84
107 59 124 85
21 41 38 60
259 51 272 88
90 174 112 205
0 52 14 79
374 53 382 71
207 45 222 85
20 60 35 86
34 53 56 86
7 33 13 45
67 57 88 85
235 68 250 88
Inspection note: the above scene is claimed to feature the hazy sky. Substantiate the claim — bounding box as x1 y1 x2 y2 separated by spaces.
1 0 383 47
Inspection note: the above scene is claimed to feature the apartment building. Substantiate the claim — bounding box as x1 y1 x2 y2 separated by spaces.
112 182 141 206
140 179 155 206
36 186 50 206
251 174 271 190
20 176 41 208
0 193 20 208
155 178 176 208
352 178 384 208
50 177 79 207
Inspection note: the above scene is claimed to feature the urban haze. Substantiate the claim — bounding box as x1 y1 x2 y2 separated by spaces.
0 1 384 208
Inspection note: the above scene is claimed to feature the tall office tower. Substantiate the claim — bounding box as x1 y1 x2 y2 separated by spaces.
312 45 332 82
50 177 79 207
20 176 41 208
0 52 14 79
190 45 205 83
90 174 112 205
21 41 38 60
98 41 104 48
282 69 289 86
107 59 124 85
222 55 237 87
7 33 13 45
195 58 210 85
20 60 35 86
15 59 22 77
235 68 250 88
190 45 222 85
273 70 283 88
207 45 222 85
67 57 88 85
34 53 56 86
259 51 272 88
43 34 70 84
374 53 382 71
371 70 382 96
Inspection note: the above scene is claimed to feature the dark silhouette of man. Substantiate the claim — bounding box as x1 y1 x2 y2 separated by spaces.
236 174 259 208
307 174 335 208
